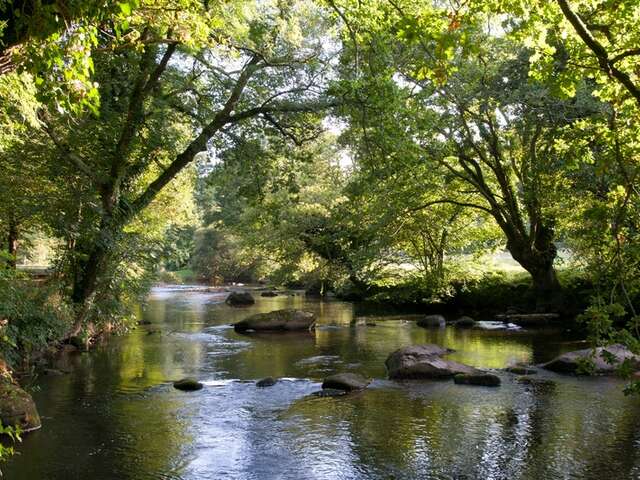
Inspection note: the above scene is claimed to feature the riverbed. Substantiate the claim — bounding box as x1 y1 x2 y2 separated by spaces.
5 286 640 479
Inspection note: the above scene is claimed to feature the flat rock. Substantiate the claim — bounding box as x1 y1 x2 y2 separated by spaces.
173 378 203 391
260 291 278 297
417 315 446 328
542 344 640 375
0 382 41 432
454 373 501 387
225 292 255 306
234 309 316 333
322 373 370 391
385 344 479 379
256 377 278 387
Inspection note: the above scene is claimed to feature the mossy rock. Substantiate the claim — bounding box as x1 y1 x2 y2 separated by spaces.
0 382 41 432
173 378 203 391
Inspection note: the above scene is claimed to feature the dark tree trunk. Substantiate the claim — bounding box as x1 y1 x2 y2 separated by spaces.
7 222 18 269
71 243 108 305
506 223 562 308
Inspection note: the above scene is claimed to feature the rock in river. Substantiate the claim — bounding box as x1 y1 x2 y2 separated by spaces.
173 378 203 391
225 292 255 306
417 314 446 328
453 316 476 328
260 291 278 297
385 344 479 379
233 309 316 333
454 373 501 387
542 344 640 375
322 373 370 392
256 377 278 387
0 382 41 432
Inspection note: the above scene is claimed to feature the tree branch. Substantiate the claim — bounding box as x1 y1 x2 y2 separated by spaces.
556 0 640 105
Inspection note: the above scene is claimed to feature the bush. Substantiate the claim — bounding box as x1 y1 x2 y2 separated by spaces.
0 271 72 366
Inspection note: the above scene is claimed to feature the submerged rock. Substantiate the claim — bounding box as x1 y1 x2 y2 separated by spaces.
453 316 476 328
542 344 640 375
260 291 278 297
256 377 278 387
505 366 537 375
495 313 560 326
0 382 41 432
322 373 370 392
417 315 446 328
225 292 255 306
454 373 501 387
233 309 316 333
385 344 479 379
311 388 347 398
516 376 556 389
173 378 203 391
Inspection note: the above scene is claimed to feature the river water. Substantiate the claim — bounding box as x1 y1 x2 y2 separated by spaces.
5 286 640 479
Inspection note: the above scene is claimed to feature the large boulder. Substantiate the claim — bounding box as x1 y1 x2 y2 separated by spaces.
233 309 316 333
322 373 370 392
0 382 41 432
225 292 255 306
542 344 640 375
385 344 479 379
417 314 446 328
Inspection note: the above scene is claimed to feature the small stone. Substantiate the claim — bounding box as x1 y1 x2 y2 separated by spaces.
454 373 501 387
173 378 203 391
256 377 277 387
260 291 278 297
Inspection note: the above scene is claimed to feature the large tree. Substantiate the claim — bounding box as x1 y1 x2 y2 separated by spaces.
34 0 338 327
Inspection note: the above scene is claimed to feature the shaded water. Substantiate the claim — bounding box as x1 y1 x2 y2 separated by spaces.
5 286 640 479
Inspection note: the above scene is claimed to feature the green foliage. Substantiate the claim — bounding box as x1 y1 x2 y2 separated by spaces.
0 271 71 366
0 419 21 463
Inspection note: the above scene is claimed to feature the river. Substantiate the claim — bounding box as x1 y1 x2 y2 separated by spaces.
5 286 640 479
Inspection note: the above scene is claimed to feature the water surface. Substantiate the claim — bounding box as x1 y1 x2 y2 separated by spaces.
5 286 640 479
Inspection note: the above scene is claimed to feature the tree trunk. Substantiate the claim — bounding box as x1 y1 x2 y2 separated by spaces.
7 221 18 269
71 243 108 305
506 232 562 310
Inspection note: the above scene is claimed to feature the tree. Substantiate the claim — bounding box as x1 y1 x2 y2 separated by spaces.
34 0 338 327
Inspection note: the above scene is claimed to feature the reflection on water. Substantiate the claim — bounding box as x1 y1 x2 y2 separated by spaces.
5 286 640 479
